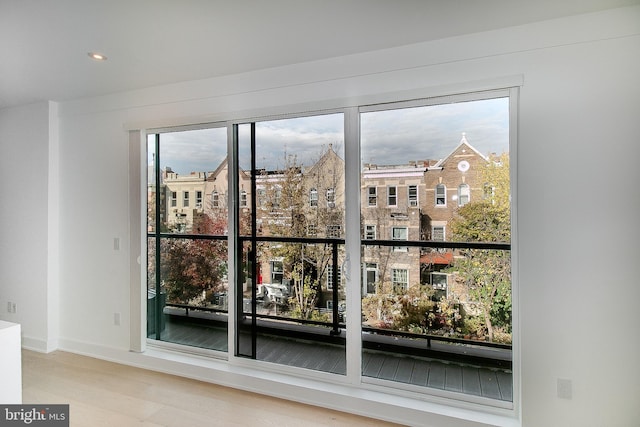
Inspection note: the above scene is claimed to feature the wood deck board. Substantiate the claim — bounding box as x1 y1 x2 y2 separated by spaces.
462 366 482 396
496 370 513 401
478 370 502 400
151 319 512 401
362 352 386 378
410 359 429 386
427 362 446 389
392 357 416 384
445 364 464 393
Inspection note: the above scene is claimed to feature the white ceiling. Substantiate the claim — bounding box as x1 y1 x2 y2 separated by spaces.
1 0 637 110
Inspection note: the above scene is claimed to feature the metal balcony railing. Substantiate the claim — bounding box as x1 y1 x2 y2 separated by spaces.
150 232 511 368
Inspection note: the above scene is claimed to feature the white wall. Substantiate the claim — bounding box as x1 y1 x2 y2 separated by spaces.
5 5 639 427
0 101 55 351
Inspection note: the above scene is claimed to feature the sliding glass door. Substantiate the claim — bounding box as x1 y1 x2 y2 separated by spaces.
147 126 229 352
234 114 347 374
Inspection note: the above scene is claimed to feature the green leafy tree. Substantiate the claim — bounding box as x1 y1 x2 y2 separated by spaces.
449 153 511 342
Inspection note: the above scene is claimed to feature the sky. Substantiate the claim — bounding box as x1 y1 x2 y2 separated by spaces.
149 97 509 175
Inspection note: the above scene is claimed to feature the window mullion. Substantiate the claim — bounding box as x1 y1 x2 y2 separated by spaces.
344 106 362 385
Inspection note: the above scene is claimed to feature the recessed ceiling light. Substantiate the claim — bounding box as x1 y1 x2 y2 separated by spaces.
88 52 107 61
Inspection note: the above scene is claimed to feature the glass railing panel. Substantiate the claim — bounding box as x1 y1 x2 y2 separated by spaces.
147 236 229 351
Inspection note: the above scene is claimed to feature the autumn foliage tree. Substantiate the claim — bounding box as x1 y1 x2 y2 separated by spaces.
161 212 228 305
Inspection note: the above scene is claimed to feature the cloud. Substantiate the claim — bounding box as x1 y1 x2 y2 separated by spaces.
150 127 227 175
152 97 509 175
361 97 509 164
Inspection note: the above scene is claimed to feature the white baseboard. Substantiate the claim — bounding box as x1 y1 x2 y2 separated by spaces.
21 335 57 353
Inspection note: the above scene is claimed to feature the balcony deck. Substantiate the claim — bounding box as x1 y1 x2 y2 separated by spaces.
151 317 513 402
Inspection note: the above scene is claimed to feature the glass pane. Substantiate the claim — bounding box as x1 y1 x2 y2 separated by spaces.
157 128 228 235
147 127 229 352
237 114 347 374
360 97 512 401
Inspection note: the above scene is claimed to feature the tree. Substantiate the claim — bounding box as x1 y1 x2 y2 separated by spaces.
449 153 511 342
261 146 346 320
161 212 228 305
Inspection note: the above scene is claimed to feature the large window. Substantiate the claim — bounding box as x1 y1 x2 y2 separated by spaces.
146 89 515 408
360 93 512 403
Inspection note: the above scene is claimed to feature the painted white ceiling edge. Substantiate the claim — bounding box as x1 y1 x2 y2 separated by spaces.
1 0 638 110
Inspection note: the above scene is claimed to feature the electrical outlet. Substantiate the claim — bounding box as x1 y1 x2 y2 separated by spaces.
113 237 120 251
7 301 17 314
557 378 572 399
113 312 121 326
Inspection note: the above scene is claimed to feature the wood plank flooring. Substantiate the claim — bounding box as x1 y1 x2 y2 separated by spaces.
21 350 404 427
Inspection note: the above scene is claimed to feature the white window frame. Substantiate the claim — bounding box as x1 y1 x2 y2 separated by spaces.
391 268 409 293
363 263 378 294
367 186 377 207
391 226 408 252
435 183 446 206
140 86 519 418
310 188 318 207
183 191 189 207
387 185 397 206
458 183 470 206
432 225 445 241
170 191 177 207
307 224 317 236
326 187 335 207
327 264 342 290
408 185 418 207
364 224 376 240
326 224 341 238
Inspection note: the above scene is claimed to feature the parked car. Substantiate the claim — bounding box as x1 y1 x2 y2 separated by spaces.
257 283 289 304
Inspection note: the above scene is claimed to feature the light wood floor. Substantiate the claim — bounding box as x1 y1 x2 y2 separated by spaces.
21 350 404 427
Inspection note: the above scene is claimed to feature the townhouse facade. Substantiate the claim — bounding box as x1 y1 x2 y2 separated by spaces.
154 134 494 303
